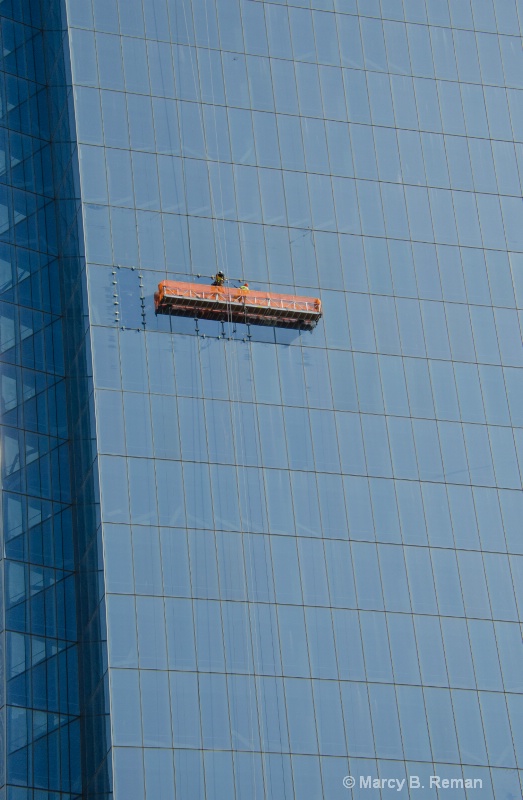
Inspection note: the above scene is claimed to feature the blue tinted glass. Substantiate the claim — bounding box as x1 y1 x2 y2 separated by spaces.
53 0 523 793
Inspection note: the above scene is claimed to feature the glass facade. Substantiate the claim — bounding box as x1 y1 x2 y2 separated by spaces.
0 0 87 797
3 0 523 796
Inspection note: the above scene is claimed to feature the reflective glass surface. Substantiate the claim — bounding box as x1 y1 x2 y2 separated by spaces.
0 1 88 798
63 0 523 796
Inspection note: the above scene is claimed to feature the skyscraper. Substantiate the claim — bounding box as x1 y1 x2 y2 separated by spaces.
0 1 85 798
2 0 523 797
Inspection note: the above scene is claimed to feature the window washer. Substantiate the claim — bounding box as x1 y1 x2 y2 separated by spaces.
212 271 225 286
240 281 249 291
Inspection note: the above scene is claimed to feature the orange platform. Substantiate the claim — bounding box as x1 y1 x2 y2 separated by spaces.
154 280 322 330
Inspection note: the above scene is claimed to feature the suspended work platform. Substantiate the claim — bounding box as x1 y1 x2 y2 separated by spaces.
154 280 322 330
